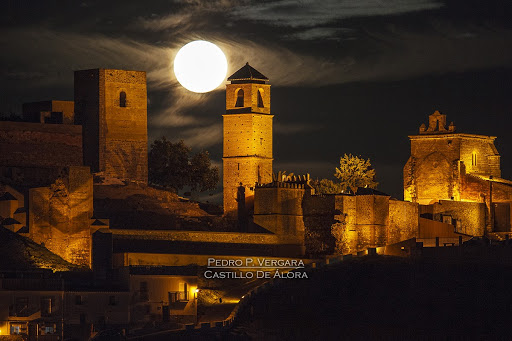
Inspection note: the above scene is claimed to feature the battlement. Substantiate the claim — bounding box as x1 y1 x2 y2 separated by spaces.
256 172 312 189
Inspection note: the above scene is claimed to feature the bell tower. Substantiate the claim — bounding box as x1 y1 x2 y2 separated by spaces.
223 63 273 218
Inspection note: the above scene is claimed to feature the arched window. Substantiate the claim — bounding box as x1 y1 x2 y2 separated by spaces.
235 89 244 107
257 89 264 108
120 91 127 107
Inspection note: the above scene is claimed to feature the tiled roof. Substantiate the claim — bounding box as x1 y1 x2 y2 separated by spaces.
228 63 268 81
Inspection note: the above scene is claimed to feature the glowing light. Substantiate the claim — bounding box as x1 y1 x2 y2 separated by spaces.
174 40 228 93
195 289 199 293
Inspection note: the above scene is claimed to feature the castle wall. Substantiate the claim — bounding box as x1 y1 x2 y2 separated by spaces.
388 199 419 244
103 228 300 245
0 121 83 168
302 194 339 255
253 186 307 238
431 200 486 236
28 166 93 267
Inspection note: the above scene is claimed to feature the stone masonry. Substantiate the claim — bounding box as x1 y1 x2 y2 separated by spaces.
74 69 148 183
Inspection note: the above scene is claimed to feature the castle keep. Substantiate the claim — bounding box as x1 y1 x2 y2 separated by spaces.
75 69 148 183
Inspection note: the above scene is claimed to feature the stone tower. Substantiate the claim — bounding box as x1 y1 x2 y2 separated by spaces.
74 69 148 183
223 63 273 217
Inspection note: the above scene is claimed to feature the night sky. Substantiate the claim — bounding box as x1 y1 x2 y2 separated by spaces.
2 0 512 201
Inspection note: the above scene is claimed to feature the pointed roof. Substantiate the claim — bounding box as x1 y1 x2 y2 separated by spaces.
228 62 268 83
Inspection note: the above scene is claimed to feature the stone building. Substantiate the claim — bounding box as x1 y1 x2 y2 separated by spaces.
74 69 148 183
0 68 148 268
223 63 273 218
404 111 512 233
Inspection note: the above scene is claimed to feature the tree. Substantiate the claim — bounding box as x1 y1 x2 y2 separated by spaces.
189 150 220 192
310 154 378 195
310 178 343 194
148 137 219 192
335 153 378 192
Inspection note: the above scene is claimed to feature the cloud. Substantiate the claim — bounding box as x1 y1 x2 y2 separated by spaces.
176 123 223 148
231 0 443 28
0 29 174 90
283 27 356 41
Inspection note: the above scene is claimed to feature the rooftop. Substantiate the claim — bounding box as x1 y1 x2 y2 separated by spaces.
228 63 268 84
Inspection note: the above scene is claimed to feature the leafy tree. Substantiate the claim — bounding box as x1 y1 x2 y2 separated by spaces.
310 178 343 194
148 137 219 193
189 150 220 192
335 153 378 192
311 154 378 194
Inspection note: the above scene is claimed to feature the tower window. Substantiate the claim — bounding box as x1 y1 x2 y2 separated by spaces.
235 89 244 107
472 152 477 167
257 89 264 108
120 91 127 107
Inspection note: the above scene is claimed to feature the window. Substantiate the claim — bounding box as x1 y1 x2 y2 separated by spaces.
75 295 83 305
44 326 55 334
120 91 127 107
472 152 477 167
108 295 116 306
235 89 244 107
257 89 264 108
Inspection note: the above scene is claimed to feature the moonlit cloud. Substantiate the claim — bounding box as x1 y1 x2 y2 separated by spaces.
177 124 223 148
231 0 443 28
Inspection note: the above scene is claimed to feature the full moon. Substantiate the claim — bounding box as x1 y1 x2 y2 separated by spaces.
173 40 228 93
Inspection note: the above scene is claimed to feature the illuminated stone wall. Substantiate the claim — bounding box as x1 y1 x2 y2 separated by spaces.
404 112 502 204
0 121 83 168
253 185 307 238
223 100 273 216
225 83 271 115
254 188 425 256
388 199 419 244
223 156 273 215
28 166 94 267
75 69 148 183
429 200 486 236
